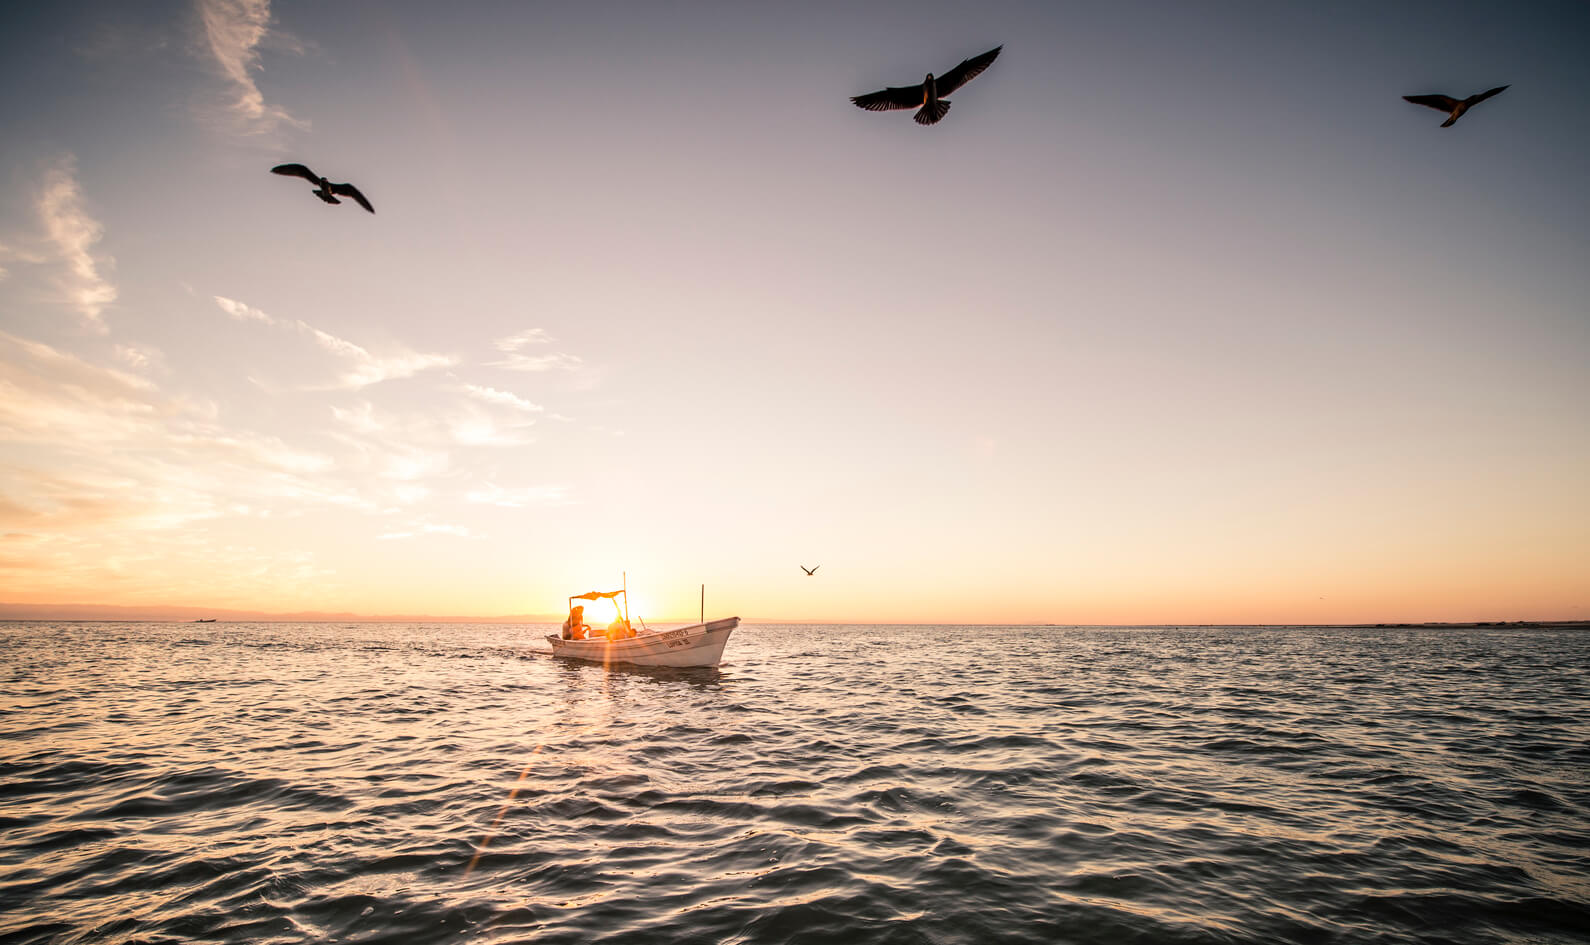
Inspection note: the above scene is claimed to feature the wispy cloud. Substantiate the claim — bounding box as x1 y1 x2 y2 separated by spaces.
0 331 159 443
489 328 583 373
0 324 398 609
0 241 48 268
330 401 383 434
214 295 457 389
322 341 456 390
194 0 305 135
391 484 429 505
326 403 461 495
492 351 584 372
0 313 571 602
460 383 544 414
0 330 352 530
32 157 116 331
422 523 473 537
380 448 450 482
213 294 272 323
449 382 546 446
447 408 533 447
114 343 165 372
166 431 334 475
0 514 336 608
0 466 222 536
495 328 551 350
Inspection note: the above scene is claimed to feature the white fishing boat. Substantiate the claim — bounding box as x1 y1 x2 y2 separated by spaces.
547 585 739 668
548 616 740 668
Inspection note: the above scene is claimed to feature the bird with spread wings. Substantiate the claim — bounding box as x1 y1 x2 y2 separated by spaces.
1402 85 1509 127
271 163 375 213
851 45 1002 126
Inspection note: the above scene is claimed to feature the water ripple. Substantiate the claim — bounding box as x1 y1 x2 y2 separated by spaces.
1 622 1587 944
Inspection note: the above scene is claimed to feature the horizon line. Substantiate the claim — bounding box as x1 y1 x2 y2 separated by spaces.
0 602 1585 629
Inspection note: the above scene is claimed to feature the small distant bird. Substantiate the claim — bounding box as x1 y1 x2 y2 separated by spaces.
851 45 1002 126
271 163 375 213
801 565 819 576
1402 85 1509 127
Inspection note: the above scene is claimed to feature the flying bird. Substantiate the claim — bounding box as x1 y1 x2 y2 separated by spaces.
270 163 375 213
801 565 819 576
1402 85 1509 127
851 45 1002 126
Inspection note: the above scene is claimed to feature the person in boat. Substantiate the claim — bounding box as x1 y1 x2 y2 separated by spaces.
561 605 590 640
605 616 635 641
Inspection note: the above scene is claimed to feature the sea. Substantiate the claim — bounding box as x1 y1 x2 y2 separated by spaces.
1 621 1586 945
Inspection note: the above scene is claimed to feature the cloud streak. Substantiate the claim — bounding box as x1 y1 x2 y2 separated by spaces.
489 328 583 373
215 295 457 389
0 331 160 443
34 157 116 330
195 0 305 135
0 304 575 604
0 330 348 548
460 383 543 413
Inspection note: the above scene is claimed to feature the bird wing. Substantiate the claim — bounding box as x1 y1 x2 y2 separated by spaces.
1402 94 1459 112
935 45 1002 97
1467 85 1509 105
851 85 924 112
329 182 375 213
271 163 320 183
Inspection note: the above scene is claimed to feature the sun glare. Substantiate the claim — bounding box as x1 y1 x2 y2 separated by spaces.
618 593 650 626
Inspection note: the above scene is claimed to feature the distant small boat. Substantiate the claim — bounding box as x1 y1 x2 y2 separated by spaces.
548 617 739 668
193 618 216 623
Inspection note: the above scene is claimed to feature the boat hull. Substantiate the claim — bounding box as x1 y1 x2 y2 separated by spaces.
547 617 739 668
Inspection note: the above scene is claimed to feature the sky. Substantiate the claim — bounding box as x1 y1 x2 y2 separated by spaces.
1 0 1586 624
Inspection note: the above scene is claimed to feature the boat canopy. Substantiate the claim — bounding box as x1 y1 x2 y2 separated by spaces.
568 588 631 628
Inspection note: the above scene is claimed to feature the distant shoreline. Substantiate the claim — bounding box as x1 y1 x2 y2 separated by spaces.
0 606 1584 631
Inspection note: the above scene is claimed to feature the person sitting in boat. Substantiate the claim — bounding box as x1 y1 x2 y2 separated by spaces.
605 616 635 641
561 605 590 640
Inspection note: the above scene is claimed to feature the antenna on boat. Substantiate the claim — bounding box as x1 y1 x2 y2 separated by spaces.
623 571 631 627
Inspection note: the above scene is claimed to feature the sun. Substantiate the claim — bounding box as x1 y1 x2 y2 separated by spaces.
577 589 644 628
618 591 651 626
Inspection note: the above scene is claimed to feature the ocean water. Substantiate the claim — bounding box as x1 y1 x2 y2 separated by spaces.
1 622 1586 945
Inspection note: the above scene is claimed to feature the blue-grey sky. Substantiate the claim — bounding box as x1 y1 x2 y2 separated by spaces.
2 1 1586 622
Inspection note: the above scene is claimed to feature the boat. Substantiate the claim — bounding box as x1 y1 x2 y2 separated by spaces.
548 616 740 668
193 618 216 623
547 586 739 668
